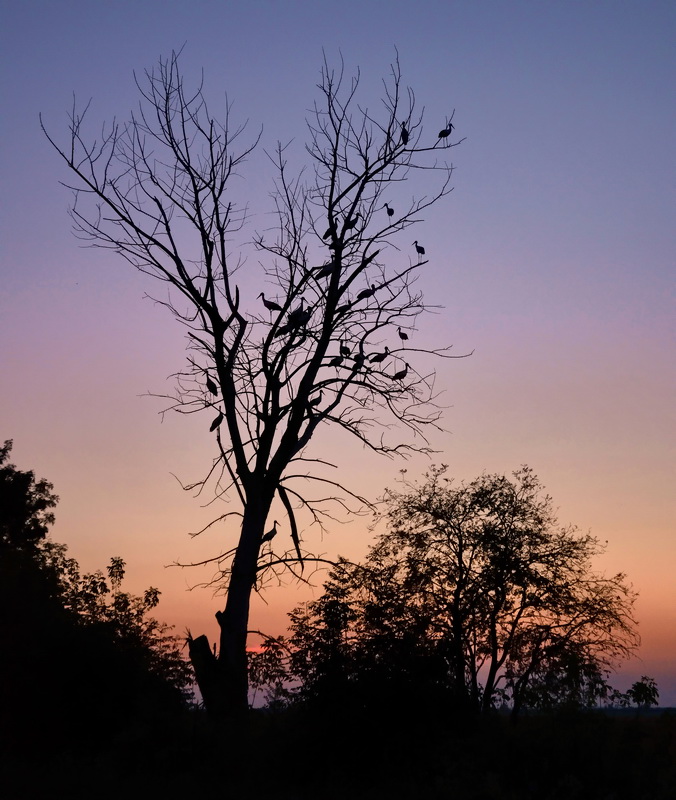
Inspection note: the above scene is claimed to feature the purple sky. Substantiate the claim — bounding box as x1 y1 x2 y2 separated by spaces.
1 1 674 702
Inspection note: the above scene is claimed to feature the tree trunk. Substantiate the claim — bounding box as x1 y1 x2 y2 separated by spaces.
190 496 270 722
188 634 228 717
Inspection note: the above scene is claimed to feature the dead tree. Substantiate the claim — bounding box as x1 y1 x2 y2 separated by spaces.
42 52 467 721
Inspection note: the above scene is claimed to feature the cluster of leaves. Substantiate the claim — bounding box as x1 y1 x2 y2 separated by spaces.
609 676 660 709
250 467 646 719
0 441 193 751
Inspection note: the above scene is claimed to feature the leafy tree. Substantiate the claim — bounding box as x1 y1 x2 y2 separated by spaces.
0 439 57 552
42 52 466 719
0 442 192 750
625 676 659 709
262 467 639 718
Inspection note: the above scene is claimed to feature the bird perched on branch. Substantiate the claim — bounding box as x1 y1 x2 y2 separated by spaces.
339 341 351 358
413 240 425 258
384 203 394 218
329 355 343 368
352 352 366 371
391 362 409 381
438 121 454 141
288 298 305 320
356 284 377 302
344 213 362 232
397 327 409 344
288 299 312 328
258 292 282 313
401 124 409 146
369 347 390 364
209 411 224 432
315 260 337 279
274 322 293 337
206 374 218 395
261 520 279 544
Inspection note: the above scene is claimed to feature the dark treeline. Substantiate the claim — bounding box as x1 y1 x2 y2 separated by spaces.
2 443 673 799
0 440 192 756
249 467 654 719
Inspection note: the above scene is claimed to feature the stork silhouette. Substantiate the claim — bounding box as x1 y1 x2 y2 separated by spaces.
438 121 454 141
369 347 390 364
391 362 409 381
258 292 282 314
344 213 362 232
261 520 279 544
356 284 377 302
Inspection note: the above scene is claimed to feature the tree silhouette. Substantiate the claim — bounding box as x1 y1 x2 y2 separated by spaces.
0 439 57 554
42 51 466 719
0 441 192 750
625 676 659 709
263 467 639 718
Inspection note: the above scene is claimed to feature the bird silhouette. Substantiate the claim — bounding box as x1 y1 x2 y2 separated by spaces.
438 121 454 140
339 341 351 358
369 346 390 363
384 203 394 218
288 298 305 319
401 124 409 146
206 375 218 395
288 299 311 328
397 327 409 344
274 322 293 337
413 240 425 257
209 411 224 432
344 213 362 232
391 362 409 381
356 284 377 302
258 292 282 313
315 260 337 279
329 355 343 368
261 520 279 544
352 353 366 371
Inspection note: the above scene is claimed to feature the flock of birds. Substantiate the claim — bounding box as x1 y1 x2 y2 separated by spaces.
207 116 457 436
206 117 457 548
255 189 426 386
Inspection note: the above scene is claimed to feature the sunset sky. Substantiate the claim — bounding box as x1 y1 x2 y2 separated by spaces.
1 1 674 703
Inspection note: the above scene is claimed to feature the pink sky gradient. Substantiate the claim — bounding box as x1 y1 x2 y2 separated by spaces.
1 1 674 702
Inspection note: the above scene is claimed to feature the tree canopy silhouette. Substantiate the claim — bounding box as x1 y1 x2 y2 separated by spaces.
0 441 192 750
252 467 640 718
42 51 467 719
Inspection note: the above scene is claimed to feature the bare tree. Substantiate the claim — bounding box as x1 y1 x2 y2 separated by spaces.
42 51 466 720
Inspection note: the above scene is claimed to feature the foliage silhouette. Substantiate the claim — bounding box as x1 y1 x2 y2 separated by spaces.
626 675 660 708
0 441 192 752
42 51 467 719
251 466 640 719
609 675 661 709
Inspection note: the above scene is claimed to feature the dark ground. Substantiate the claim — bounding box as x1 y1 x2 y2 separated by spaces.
2 706 675 799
